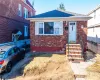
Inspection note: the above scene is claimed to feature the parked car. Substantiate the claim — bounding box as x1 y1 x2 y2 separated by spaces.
0 45 25 73
20 43 30 53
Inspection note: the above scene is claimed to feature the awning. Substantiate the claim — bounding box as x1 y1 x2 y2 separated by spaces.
12 29 22 35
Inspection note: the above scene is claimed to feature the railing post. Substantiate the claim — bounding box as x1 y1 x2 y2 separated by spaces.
66 22 69 56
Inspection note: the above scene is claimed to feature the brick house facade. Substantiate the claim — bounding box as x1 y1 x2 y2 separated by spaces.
30 21 87 52
28 10 90 52
0 0 35 44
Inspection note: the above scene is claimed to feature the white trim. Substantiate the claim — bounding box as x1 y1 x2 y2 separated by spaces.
27 16 92 22
57 9 85 16
88 23 100 28
22 0 35 11
87 5 100 15
35 21 63 35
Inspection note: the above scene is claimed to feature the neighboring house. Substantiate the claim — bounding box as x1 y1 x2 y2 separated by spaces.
87 5 100 53
27 9 91 54
0 0 35 46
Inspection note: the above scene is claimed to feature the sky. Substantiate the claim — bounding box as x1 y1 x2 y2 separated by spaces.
29 0 100 15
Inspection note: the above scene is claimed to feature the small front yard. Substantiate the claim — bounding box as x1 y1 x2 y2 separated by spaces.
86 54 100 80
3 52 74 80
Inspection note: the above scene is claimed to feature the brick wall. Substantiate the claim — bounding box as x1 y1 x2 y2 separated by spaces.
77 21 87 51
30 22 67 52
30 21 87 52
0 0 35 43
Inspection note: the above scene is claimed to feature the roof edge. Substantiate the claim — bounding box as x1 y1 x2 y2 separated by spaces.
87 4 100 15
57 9 86 16
27 16 92 21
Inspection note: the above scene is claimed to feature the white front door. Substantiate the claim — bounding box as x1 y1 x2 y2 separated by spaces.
68 22 77 43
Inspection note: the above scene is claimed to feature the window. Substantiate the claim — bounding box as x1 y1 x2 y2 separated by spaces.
24 0 26 3
8 49 15 56
14 47 20 53
18 4 22 16
44 22 54 34
31 12 33 16
35 22 63 35
0 51 5 58
24 26 28 37
39 23 43 34
70 23 75 25
24 8 28 18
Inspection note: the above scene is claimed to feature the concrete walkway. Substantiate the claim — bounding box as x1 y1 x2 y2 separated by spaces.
70 61 94 80
69 51 96 80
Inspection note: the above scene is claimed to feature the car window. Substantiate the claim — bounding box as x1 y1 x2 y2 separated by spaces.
14 47 20 53
8 49 15 56
0 51 5 58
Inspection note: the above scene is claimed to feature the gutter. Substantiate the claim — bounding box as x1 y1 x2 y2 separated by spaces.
26 16 92 22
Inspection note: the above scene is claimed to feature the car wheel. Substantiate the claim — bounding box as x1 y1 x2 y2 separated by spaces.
6 62 12 73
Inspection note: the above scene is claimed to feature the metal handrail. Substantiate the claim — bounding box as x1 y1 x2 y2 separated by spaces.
78 33 84 55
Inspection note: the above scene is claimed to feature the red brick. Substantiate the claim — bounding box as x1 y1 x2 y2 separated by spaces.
0 0 35 43
30 21 87 52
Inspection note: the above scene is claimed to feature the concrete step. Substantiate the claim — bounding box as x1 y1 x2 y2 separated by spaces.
66 50 82 52
68 57 83 60
67 54 83 58
66 47 81 50
66 44 81 47
68 56 83 59
66 52 82 54
69 60 84 63
69 57 84 62
66 48 82 51
66 44 80 46
68 54 82 56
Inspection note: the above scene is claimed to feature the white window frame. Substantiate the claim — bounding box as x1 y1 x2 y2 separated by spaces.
18 4 22 17
35 21 63 35
24 26 28 37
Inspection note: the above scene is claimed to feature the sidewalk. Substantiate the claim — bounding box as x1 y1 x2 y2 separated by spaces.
70 61 94 80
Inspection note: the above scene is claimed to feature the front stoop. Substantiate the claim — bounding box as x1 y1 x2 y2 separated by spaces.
66 44 84 62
